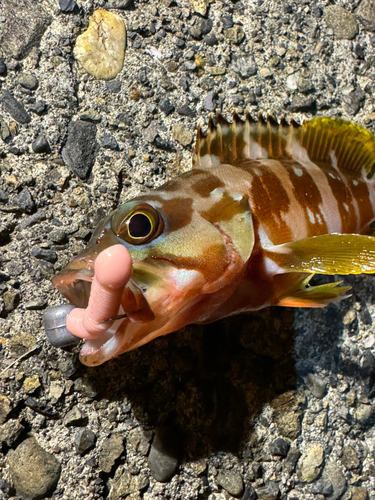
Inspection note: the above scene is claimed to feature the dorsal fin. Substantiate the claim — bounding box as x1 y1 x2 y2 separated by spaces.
192 113 375 179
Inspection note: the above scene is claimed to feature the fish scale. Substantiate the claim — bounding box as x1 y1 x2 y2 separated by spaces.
51 114 375 366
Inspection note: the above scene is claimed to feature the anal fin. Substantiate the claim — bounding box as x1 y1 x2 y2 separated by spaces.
278 275 351 308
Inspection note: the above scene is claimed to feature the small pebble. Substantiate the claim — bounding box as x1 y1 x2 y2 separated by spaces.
159 96 174 116
59 0 78 12
324 5 358 40
106 80 121 93
74 428 96 455
18 73 38 90
0 188 9 203
99 433 124 473
148 427 181 482
269 437 290 457
0 90 31 124
216 470 244 498
0 58 7 75
13 188 35 213
31 247 58 263
63 407 89 427
101 134 118 150
176 104 196 118
32 134 50 153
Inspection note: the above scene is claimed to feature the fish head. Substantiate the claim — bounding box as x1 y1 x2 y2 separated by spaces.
52 170 255 365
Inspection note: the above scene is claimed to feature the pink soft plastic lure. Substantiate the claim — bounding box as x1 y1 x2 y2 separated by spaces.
53 115 375 366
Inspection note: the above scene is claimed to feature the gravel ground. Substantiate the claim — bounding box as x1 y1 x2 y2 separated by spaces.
2 0 375 499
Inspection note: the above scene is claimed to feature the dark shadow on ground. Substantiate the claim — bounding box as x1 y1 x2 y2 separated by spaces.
85 307 299 460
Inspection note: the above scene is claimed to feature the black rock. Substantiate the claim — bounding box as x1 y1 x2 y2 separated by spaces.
342 88 366 116
269 438 290 458
29 100 46 115
59 0 78 12
0 189 9 204
32 135 50 153
148 426 181 482
241 485 257 500
0 90 31 124
106 0 132 8
31 247 58 263
101 134 118 150
179 75 189 92
203 33 218 46
13 188 35 213
75 428 96 455
106 80 121 93
159 97 175 116
287 96 316 113
190 17 213 39
203 91 219 112
8 146 22 155
176 104 196 118
62 120 98 179
0 59 7 75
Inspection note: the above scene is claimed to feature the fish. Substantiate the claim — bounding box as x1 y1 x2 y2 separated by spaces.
51 114 375 366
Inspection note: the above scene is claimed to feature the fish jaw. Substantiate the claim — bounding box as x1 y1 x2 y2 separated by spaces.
78 264 207 366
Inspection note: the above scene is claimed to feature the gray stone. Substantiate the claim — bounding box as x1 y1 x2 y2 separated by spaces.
305 373 327 399
101 134 118 150
283 447 301 473
25 299 47 310
190 17 213 39
7 436 61 499
0 91 31 124
231 54 257 78
0 121 11 142
203 91 219 112
203 33 218 46
109 469 149 500
342 88 366 116
63 406 88 427
269 437 290 457
340 445 360 470
355 404 373 424
49 229 67 244
0 395 12 425
106 80 122 93
287 96 316 113
224 26 245 44
0 0 52 59
324 5 359 39
74 428 96 455
298 443 324 482
62 120 98 180
106 0 132 9
311 479 334 496
99 434 124 473
320 461 347 500
18 73 38 90
200 76 215 91
0 419 24 447
144 122 159 143
216 470 243 498
255 481 280 500
0 59 7 75
176 104 196 118
355 0 375 32
29 100 46 115
0 189 9 204
80 109 101 122
59 0 78 13
13 188 35 213
31 248 57 263
159 97 174 116
32 135 50 153
148 427 180 482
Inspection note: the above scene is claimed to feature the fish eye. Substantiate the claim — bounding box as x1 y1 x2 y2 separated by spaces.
111 203 163 245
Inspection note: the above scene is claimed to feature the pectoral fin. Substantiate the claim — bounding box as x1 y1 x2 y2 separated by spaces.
266 234 375 275
278 274 351 308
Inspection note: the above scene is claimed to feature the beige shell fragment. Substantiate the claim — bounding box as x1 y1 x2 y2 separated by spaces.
74 10 126 80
